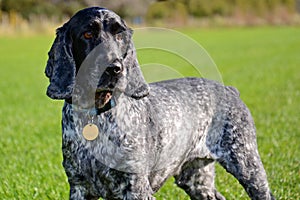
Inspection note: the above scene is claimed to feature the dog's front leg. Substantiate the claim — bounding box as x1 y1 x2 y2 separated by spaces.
124 175 156 200
69 185 85 200
69 185 98 200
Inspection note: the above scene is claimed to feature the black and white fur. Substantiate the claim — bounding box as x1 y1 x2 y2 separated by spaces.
45 7 274 200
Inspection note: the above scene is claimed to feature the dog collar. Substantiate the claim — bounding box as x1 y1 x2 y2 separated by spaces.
68 98 116 141
67 97 116 115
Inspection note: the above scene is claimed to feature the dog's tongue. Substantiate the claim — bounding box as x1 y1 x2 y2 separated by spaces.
95 91 112 109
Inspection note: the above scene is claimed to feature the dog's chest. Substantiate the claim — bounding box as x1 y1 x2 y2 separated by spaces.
60 96 213 197
62 102 167 175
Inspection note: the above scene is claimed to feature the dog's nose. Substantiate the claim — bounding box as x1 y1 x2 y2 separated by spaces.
113 65 122 74
108 60 123 75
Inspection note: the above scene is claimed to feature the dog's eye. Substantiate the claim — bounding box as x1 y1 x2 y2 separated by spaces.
83 31 93 39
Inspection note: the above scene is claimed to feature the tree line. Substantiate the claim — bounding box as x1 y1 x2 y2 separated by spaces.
0 0 299 24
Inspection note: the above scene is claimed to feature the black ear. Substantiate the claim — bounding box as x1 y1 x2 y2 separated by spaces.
45 24 76 99
126 65 150 99
124 45 150 99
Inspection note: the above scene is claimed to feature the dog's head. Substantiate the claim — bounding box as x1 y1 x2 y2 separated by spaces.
45 7 149 109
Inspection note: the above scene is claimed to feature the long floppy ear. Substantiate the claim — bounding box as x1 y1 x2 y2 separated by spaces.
124 42 150 99
45 24 75 99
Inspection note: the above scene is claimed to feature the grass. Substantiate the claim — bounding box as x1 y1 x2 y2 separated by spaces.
0 26 299 199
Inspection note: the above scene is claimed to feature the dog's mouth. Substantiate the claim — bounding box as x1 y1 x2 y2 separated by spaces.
95 89 113 109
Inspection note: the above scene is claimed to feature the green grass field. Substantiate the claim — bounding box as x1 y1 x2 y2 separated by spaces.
0 26 299 199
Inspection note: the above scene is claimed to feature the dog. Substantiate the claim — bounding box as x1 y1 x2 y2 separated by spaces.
45 7 274 200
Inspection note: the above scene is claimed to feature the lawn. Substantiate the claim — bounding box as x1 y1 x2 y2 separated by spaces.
0 26 299 199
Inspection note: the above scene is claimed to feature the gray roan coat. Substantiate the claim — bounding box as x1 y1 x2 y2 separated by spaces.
45 7 274 200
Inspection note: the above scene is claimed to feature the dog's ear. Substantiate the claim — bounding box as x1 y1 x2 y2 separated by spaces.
45 24 76 99
124 46 150 99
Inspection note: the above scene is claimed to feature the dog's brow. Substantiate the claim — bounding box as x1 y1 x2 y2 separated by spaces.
90 19 101 26
88 19 102 31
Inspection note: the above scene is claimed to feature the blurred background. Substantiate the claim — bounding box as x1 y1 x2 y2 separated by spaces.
1 0 300 34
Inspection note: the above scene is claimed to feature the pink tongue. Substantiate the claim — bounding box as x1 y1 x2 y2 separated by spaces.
95 91 112 108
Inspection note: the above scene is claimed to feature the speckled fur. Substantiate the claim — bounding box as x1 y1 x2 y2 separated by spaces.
45 7 274 200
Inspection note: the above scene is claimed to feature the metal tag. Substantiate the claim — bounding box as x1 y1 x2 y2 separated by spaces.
82 123 99 141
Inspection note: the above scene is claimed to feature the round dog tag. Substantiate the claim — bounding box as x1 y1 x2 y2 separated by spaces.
82 123 99 141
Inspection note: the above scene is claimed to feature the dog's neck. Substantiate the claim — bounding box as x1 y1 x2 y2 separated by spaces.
66 97 116 115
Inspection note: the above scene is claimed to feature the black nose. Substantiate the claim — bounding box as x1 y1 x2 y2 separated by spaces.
113 65 122 74
108 60 123 75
